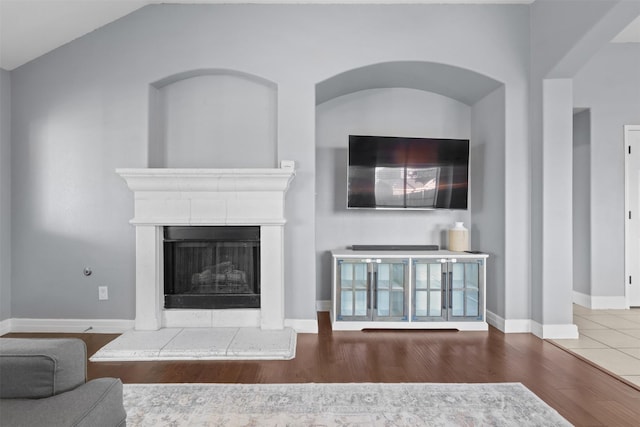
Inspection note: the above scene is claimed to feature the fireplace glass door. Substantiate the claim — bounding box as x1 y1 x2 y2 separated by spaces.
164 226 260 309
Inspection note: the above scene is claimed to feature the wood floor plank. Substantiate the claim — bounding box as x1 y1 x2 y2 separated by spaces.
4 312 640 426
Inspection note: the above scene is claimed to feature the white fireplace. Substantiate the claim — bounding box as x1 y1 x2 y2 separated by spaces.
116 162 295 330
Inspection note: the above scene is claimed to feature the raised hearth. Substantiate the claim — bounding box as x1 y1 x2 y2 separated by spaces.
117 163 295 330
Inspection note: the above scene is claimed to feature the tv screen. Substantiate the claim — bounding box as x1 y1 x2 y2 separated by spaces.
347 135 469 210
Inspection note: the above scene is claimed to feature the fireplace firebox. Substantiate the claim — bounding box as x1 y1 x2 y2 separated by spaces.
163 226 260 309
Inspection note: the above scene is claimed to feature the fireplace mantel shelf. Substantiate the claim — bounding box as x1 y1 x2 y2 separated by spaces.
116 166 295 193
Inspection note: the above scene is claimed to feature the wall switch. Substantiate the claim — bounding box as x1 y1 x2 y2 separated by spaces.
98 286 108 300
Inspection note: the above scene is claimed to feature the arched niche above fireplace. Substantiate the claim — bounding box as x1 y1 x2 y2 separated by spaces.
148 69 277 169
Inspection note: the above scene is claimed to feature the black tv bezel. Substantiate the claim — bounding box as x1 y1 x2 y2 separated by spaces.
346 135 470 211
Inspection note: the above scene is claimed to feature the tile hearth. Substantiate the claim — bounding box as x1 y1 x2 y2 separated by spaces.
90 327 297 361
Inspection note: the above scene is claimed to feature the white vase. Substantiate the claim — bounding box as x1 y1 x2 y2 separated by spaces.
448 222 469 252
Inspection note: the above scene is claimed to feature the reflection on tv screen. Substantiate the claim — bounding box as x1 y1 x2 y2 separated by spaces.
373 167 439 207
347 135 469 210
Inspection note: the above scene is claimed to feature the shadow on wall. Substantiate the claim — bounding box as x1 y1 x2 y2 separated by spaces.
316 61 503 106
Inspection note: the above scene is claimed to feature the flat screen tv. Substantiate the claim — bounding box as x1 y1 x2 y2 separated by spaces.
347 135 469 210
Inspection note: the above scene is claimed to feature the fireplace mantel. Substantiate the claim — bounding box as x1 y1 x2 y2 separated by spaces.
116 165 295 226
116 167 295 193
117 162 295 331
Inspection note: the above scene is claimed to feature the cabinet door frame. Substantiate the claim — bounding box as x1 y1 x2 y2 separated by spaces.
412 259 448 322
371 258 410 322
447 258 485 322
412 257 485 322
336 258 410 322
336 259 372 321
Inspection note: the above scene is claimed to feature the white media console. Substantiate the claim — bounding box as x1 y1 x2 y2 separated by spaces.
331 249 488 331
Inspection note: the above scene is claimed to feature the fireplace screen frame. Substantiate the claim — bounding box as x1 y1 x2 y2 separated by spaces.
163 226 261 310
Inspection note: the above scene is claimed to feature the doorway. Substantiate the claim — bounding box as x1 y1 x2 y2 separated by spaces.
625 125 640 307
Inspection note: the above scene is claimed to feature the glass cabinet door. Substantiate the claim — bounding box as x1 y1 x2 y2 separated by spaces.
337 260 370 320
448 260 483 321
413 260 447 321
373 260 409 321
336 256 484 324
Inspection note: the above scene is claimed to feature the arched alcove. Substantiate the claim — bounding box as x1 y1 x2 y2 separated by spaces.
148 69 277 168
314 61 506 316
316 61 502 107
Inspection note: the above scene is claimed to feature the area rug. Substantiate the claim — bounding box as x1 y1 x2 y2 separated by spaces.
123 382 572 426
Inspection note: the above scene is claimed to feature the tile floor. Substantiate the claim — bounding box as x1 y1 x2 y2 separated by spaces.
551 304 640 387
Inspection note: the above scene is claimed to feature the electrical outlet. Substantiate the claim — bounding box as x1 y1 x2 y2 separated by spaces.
98 286 108 301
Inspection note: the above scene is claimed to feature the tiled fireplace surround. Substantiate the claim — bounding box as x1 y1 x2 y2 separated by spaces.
117 162 295 331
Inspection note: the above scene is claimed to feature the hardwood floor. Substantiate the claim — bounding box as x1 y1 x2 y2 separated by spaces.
5 312 640 426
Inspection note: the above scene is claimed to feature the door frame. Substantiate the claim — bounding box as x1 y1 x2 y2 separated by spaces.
625 125 640 308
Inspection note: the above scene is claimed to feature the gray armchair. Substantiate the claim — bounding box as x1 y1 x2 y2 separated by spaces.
0 338 126 427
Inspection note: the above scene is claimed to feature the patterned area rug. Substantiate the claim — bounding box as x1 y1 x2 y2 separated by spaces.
123 382 572 426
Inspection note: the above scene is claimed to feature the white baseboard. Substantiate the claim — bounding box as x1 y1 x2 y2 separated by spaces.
486 311 532 333
0 318 12 336
316 300 331 312
503 319 533 333
572 291 591 308
284 318 318 333
9 318 134 334
531 321 579 339
573 291 627 309
3 317 318 335
485 310 505 331
487 310 577 339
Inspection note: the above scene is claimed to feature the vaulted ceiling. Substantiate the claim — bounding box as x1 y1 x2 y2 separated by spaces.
0 0 637 71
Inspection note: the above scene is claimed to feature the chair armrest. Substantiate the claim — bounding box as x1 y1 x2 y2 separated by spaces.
0 338 87 399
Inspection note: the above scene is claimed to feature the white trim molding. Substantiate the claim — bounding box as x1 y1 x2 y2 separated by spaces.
0 319 12 336
625 125 640 309
530 321 578 340
485 310 505 331
487 310 577 338
486 311 532 333
573 291 627 309
284 318 318 334
1 317 319 335
316 300 331 312
572 291 591 308
7 318 134 334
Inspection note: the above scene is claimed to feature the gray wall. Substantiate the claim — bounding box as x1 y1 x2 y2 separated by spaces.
9 4 531 324
0 68 10 321
574 43 640 299
151 72 277 168
470 86 506 318
531 0 622 79
315 88 472 301
5 2 637 331
529 0 638 327
572 109 591 297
